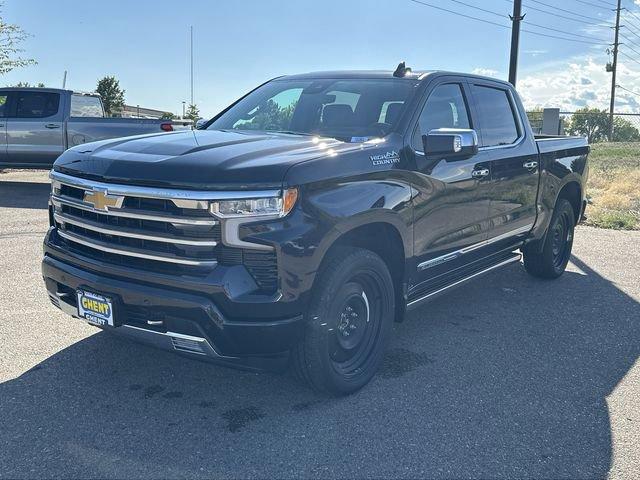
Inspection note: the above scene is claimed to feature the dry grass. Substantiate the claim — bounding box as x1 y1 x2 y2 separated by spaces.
585 142 640 230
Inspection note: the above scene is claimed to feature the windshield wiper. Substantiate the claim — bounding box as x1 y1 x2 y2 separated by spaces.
272 130 315 136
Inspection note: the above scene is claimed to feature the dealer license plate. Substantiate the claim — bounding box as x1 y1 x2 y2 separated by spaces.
77 290 114 327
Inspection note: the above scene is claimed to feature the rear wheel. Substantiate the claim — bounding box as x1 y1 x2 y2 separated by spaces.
292 247 395 396
523 198 575 279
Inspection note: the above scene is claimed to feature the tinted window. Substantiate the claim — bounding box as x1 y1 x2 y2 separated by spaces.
414 84 470 147
71 95 104 117
15 92 60 118
0 95 7 117
210 78 419 141
471 85 520 146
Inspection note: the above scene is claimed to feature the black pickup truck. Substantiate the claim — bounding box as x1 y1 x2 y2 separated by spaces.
43 66 589 395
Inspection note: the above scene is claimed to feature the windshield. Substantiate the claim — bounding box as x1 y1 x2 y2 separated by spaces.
208 78 420 141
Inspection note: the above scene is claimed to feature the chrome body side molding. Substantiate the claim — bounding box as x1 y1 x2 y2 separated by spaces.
417 224 533 271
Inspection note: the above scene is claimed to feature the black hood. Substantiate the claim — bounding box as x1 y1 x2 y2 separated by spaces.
54 130 364 190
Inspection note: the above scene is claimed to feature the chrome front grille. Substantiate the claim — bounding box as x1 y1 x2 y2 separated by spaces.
51 172 221 268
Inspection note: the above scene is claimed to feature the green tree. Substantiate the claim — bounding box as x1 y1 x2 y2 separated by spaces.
184 103 200 121
160 111 175 120
0 2 36 75
612 116 640 142
10 81 45 87
526 107 544 134
567 107 610 143
96 76 125 116
233 99 296 131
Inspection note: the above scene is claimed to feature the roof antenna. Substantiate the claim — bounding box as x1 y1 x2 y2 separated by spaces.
393 61 412 78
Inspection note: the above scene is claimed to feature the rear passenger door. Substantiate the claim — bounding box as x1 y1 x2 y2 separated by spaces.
6 90 65 167
469 81 539 247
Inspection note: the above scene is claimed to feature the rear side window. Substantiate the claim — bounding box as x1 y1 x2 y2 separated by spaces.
71 95 104 117
413 83 470 148
471 85 520 147
15 92 60 118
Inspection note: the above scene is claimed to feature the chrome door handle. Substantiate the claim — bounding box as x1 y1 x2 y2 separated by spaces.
523 161 538 170
45 123 61 129
471 168 490 179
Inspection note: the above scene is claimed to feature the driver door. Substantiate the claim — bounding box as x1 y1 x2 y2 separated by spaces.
409 81 492 289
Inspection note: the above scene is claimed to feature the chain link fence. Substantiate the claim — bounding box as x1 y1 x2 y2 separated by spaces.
527 110 640 144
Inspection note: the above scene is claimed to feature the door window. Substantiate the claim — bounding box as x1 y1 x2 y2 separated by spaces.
413 84 470 148
15 92 60 118
471 85 520 147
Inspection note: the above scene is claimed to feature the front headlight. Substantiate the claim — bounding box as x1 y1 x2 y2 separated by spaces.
210 188 298 218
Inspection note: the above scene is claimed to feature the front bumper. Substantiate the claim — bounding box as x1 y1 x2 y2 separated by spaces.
42 253 306 371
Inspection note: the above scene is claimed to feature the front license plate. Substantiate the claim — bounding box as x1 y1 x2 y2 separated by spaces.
77 290 114 327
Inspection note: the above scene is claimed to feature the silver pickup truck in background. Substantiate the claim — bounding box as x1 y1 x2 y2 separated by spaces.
0 87 183 169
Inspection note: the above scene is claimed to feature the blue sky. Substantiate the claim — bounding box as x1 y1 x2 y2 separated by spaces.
4 0 640 116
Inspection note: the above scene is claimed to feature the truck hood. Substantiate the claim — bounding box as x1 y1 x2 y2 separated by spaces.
54 130 361 189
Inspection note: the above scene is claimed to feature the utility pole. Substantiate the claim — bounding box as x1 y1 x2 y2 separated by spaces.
190 26 194 106
609 0 622 141
508 0 524 86
62 70 67 89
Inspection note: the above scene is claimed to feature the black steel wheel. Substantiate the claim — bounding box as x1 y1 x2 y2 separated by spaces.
524 198 575 279
292 247 395 395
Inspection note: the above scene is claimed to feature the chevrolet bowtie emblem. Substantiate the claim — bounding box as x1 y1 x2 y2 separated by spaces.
83 189 123 211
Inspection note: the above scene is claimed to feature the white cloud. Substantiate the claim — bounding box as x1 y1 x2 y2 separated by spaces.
517 56 640 113
471 68 499 77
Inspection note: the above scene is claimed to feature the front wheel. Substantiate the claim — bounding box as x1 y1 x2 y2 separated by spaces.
523 198 575 279
292 247 395 396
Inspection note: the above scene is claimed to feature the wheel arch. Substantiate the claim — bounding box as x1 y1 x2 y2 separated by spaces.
314 218 409 322
556 180 583 223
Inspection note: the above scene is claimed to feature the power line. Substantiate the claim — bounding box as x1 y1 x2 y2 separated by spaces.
622 14 640 31
524 19 611 40
444 0 506 19
623 6 640 25
620 50 640 65
505 0 612 27
620 32 640 49
574 0 617 10
527 0 610 22
622 25 640 40
409 0 611 44
408 0 513 29
622 41 640 57
617 84 640 96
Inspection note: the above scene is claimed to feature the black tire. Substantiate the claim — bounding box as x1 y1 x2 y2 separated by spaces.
523 198 575 279
292 247 395 396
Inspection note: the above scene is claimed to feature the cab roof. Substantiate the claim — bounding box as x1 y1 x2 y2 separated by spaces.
278 70 512 88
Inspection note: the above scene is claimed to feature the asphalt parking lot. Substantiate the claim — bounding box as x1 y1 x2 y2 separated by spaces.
1 169 638 479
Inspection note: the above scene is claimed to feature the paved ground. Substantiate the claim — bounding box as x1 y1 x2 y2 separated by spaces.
1 170 638 479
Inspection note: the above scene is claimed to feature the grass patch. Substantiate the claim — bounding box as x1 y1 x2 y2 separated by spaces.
585 142 640 230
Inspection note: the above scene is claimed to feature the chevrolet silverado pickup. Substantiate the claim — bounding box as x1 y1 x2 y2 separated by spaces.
43 66 589 395
0 87 181 169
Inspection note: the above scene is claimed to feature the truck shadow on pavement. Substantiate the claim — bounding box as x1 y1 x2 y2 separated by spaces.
1 256 638 478
0 181 50 209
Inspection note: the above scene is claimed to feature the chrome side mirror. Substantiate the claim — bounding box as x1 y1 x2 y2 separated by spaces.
422 128 479 160
195 118 208 130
